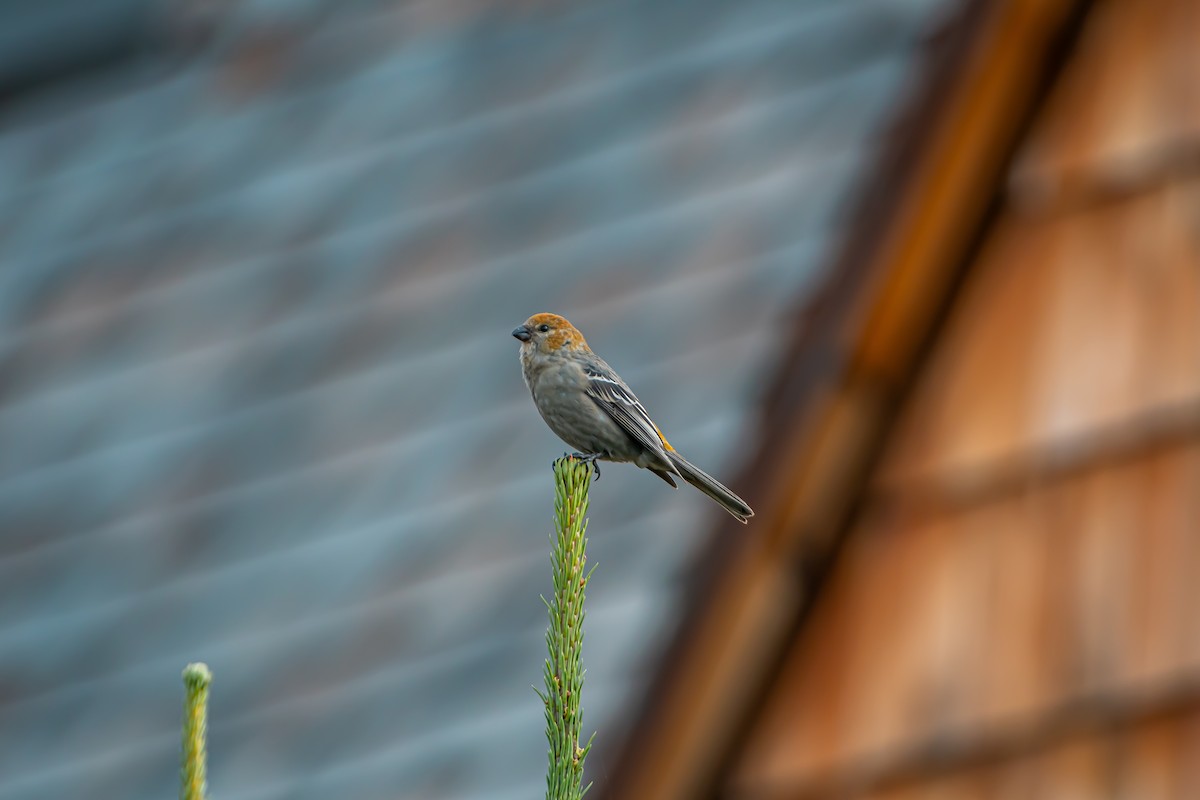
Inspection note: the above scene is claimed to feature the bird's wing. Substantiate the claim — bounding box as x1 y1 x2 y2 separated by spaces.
583 361 675 466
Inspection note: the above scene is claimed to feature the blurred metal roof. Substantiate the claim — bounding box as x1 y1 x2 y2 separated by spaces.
0 0 952 797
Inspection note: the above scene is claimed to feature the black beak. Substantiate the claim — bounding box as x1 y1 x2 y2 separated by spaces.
512 325 532 342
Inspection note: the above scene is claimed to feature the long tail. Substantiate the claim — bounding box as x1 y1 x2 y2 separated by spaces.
667 451 754 524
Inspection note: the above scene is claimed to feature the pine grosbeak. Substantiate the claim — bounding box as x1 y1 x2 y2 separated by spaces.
513 313 753 523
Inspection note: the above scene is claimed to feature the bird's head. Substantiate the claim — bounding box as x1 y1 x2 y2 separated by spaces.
512 313 588 355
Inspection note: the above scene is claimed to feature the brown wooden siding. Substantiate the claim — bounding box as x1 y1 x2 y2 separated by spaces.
725 0 1200 795
877 182 1200 501
733 442 1200 797
1011 0 1200 209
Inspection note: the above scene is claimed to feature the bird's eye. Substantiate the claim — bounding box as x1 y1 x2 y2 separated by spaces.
538 324 551 333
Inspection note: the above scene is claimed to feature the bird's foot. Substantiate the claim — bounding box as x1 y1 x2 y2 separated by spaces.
568 452 603 481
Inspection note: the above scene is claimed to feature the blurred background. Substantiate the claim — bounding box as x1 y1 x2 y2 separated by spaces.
6 0 1196 798
0 1 953 798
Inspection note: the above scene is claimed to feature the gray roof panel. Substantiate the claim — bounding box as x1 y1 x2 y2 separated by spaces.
0 0 949 796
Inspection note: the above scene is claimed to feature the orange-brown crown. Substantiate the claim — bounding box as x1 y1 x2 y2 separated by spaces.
521 313 589 352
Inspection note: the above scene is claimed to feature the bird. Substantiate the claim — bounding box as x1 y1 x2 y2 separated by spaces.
512 312 753 523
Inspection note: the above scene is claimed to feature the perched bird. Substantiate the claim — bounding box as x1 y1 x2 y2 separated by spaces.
512 312 753 523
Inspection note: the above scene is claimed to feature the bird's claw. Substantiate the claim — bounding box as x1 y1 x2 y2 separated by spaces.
566 452 602 481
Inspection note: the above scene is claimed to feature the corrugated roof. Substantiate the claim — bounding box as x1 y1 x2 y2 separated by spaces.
0 0 949 797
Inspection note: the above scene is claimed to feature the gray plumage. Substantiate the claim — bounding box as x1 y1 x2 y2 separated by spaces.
513 313 753 523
